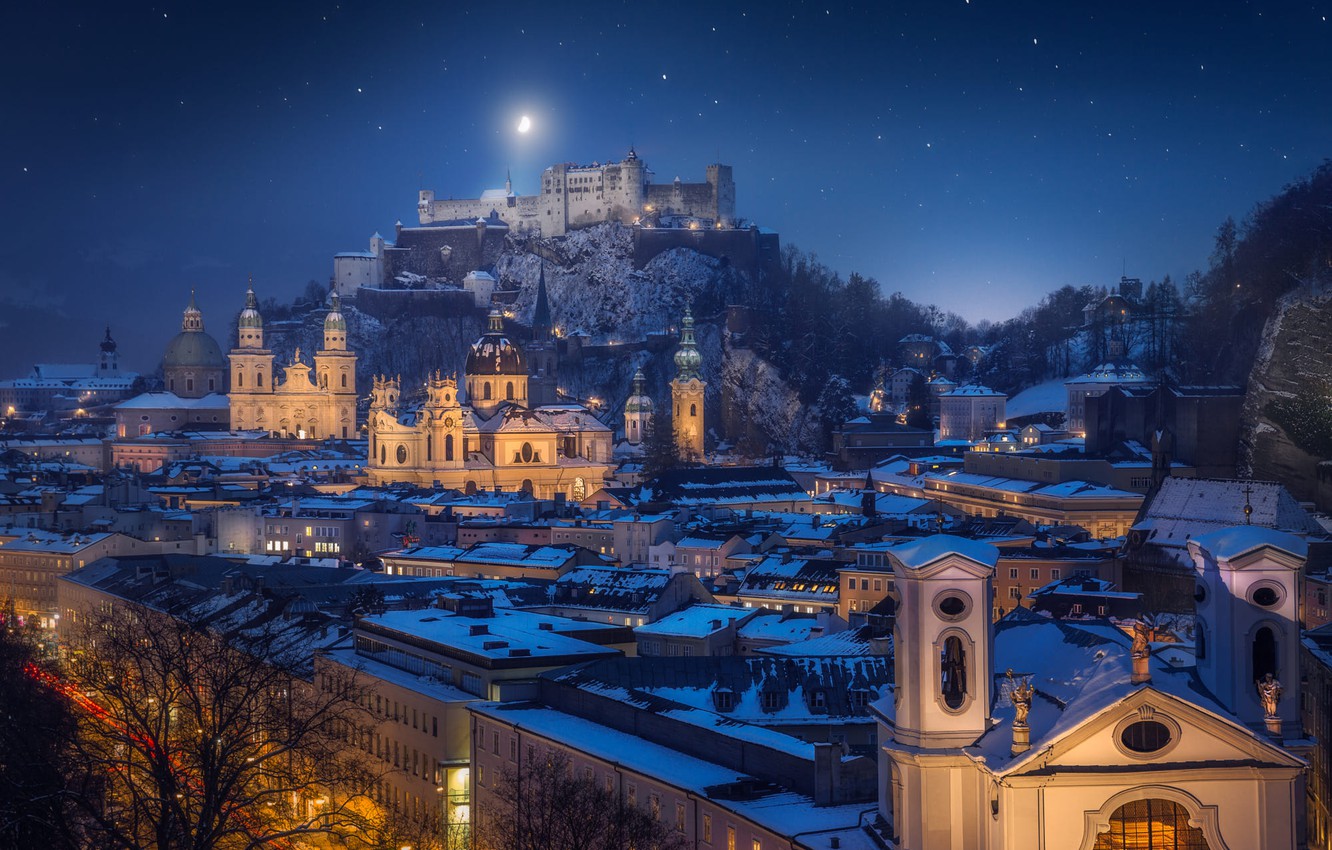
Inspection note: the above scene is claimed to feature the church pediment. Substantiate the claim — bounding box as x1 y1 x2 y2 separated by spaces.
1002 686 1303 778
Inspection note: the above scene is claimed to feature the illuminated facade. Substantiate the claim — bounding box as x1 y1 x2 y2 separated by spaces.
365 309 613 498
670 308 706 461
877 531 1309 850
228 289 359 440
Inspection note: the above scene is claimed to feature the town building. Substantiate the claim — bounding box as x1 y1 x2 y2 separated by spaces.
938 383 1007 442
0 328 139 415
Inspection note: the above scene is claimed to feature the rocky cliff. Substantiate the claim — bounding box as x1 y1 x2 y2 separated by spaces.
1239 287 1332 504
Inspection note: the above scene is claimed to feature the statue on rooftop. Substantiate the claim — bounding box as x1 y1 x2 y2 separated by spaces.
1257 673 1282 718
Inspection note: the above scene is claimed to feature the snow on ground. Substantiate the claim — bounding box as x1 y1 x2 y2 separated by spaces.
1006 377 1068 419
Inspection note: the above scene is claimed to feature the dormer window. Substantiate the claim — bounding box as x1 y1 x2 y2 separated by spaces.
849 688 871 712
808 690 827 711
760 690 783 712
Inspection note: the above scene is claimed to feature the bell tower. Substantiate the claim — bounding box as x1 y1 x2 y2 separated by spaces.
229 285 275 431
670 308 706 461
881 536 998 850
315 293 358 439
1188 527 1306 737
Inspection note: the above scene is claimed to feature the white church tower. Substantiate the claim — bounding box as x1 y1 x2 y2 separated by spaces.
1188 526 1307 738
882 535 998 850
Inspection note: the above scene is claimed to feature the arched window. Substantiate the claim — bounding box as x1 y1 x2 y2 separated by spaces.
1092 799 1209 849
483 383 492 400
1253 626 1277 682
465 480 477 496
506 381 514 400
690 403 697 417
445 434 454 461
379 444 386 465
941 636 967 709
208 378 215 392
341 373 347 388
237 372 244 388
257 371 264 387
426 433 433 461
187 378 194 393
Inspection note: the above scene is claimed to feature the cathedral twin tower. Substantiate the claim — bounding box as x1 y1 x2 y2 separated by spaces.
228 288 358 440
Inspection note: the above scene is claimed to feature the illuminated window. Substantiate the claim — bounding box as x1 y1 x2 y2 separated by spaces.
1091 799 1209 849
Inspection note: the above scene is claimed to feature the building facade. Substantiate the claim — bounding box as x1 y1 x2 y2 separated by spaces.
228 289 359 440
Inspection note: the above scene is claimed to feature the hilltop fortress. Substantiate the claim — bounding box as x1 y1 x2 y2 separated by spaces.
417 148 735 237
333 149 777 301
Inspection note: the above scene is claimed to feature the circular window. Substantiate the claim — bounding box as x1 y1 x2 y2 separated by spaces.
1193 583 1206 604
1252 586 1280 608
1120 720 1172 753
939 596 966 617
395 444 408 464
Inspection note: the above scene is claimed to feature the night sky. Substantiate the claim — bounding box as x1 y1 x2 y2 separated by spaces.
2 1 1330 375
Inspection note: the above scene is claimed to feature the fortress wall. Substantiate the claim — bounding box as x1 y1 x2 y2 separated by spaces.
632 227 781 279
385 227 509 284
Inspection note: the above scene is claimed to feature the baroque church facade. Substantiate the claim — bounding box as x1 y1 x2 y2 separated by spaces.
228 289 359 440
877 528 1309 849
364 308 614 499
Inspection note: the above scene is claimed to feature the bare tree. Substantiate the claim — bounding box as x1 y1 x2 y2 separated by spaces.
58 603 376 850
474 750 687 850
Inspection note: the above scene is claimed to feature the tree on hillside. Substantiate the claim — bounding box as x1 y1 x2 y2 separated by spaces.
474 750 687 850
60 605 375 850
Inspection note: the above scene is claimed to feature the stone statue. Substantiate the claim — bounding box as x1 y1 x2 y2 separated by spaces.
293 347 302 364
1007 669 1034 727
1257 673 1282 718
1130 618 1153 659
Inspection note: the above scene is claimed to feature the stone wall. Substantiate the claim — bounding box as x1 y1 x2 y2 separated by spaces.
632 226 780 280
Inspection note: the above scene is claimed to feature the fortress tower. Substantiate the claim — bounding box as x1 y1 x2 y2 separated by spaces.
671 308 706 461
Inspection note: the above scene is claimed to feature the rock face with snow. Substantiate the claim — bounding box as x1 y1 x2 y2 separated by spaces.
257 224 810 452
1239 289 1332 504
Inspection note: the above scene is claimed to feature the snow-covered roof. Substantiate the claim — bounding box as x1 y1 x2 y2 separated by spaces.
888 535 999 571
1189 526 1308 563
635 604 754 638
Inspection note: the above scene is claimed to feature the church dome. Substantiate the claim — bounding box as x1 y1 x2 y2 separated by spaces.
465 309 527 376
625 369 654 414
163 329 226 370
163 293 225 370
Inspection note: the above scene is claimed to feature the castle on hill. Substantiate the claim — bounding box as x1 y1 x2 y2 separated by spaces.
417 148 735 237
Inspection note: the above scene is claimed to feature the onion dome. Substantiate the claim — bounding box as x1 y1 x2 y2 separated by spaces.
163 292 225 370
673 307 703 380
465 309 527 376
324 292 346 332
238 285 263 329
100 327 117 353
625 369 654 414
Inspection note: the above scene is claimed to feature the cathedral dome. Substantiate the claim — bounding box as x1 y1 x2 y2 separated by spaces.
163 293 225 370
163 329 226 371
465 309 527 377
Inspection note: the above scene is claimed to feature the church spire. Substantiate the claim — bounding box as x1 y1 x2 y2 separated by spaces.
532 261 552 343
673 306 702 381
